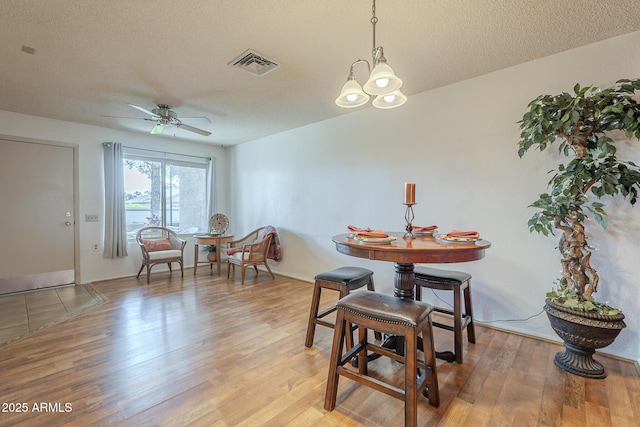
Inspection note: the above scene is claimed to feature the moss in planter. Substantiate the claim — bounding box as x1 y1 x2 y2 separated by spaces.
546 282 621 315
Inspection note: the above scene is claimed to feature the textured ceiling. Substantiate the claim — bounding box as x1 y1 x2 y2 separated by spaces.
1 0 640 146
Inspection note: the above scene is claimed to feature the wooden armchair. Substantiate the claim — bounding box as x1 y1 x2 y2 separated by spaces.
136 226 186 283
226 226 276 285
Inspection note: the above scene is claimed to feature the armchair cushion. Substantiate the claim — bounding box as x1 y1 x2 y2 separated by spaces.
229 251 250 261
225 247 244 256
141 238 172 252
147 249 183 260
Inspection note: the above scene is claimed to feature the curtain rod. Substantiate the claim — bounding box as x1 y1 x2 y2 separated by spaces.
103 142 211 161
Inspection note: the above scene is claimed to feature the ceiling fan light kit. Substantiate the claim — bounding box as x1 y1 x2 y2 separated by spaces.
335 0 406 110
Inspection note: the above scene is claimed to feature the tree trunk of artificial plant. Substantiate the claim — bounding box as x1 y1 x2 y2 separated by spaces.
555 135 598 301
555 217 598 301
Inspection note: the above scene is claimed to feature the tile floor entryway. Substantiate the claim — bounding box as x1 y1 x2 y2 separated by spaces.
0 284 105 346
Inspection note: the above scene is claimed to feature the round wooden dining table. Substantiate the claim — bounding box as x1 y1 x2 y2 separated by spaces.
333 232 491 362
332 232 491 300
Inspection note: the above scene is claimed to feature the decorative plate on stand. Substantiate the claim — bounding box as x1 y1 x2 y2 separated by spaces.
208 213 229 235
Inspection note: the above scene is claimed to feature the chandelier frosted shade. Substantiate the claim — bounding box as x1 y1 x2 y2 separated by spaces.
363 62 403 95
335 76 370 108
372 90 407 109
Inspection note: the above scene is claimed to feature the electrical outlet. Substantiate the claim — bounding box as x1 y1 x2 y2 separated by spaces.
85 214 99 222
92 244 99 252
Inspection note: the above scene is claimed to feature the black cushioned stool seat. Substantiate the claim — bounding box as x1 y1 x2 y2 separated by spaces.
305 267 381 348
324 291 439 427
414 266 474 363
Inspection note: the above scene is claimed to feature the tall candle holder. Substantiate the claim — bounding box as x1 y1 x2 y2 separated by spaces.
403 203 416 238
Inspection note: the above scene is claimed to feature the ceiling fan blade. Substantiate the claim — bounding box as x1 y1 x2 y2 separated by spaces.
150 123 166 134
180 116 212 123
101 114 150 120
177 123 212 136
128 103 159 118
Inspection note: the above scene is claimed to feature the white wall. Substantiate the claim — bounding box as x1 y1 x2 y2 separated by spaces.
228 31 640 363
0 112 228 284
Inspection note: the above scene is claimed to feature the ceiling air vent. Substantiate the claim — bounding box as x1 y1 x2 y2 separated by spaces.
228 49 281 77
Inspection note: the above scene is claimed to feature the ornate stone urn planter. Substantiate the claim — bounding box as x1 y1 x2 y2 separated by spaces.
544 299 626 378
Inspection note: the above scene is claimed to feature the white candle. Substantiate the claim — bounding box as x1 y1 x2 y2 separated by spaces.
404 182 416 204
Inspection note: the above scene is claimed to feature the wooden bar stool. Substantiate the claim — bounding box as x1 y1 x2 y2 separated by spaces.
414 266 475 364
324 291 439 427
305 266 381 348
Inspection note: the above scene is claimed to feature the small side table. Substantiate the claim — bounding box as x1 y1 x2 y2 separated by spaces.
194 234 234 276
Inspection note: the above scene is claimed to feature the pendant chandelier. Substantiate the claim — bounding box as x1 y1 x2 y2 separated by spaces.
335 0 406 109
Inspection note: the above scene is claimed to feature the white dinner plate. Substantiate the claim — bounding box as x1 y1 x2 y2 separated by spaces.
355 236 397 245
436 234 480 244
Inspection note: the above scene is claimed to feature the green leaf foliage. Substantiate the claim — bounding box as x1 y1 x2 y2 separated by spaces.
518 79 640 233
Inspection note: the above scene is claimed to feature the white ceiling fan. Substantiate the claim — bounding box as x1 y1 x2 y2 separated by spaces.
106 104 212 136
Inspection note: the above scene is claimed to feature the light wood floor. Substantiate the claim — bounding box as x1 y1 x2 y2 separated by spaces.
0 268 638 426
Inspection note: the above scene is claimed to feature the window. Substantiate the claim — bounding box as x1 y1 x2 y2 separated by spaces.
123 149 214 237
